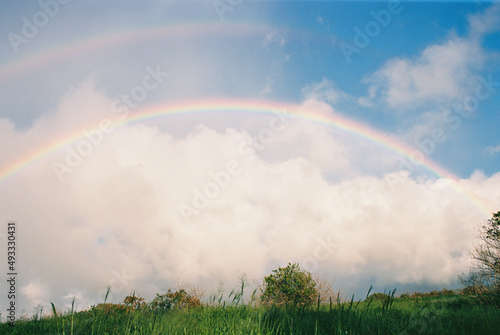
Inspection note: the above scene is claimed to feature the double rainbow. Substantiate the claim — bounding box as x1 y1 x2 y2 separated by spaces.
0 21 494 217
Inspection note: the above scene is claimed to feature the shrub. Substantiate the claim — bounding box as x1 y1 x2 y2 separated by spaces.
123 291 146 310
261 263 318 307
150 289 201 311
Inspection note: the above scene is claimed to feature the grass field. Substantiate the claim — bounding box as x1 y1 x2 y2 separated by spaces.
2 290 500 335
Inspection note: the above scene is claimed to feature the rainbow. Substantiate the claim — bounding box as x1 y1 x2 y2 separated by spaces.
0 22 279 81
0 98 494 217
1 20 335 82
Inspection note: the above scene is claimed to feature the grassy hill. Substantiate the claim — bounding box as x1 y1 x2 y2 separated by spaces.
2 289 500 334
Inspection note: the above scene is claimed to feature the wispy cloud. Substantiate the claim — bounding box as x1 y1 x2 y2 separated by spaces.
301 78 349 105
468 3 500 37
484 144 500 155
263 30 286 49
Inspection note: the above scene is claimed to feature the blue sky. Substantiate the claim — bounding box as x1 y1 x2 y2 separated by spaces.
0 0 500 315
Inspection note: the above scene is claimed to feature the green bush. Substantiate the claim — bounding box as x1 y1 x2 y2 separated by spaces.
261 263 318 307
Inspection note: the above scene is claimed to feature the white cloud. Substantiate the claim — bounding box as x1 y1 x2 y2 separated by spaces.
257 115 351 175
357 3 500 151
362 4 500 110
364 36 484 109
21 282 49 310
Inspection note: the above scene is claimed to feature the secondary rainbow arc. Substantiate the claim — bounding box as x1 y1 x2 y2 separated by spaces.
0 22 279 80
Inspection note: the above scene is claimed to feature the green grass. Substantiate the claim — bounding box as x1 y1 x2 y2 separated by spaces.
2 293 500 334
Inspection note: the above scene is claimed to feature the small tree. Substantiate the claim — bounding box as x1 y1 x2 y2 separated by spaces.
461 211 500 305
261 263 318 307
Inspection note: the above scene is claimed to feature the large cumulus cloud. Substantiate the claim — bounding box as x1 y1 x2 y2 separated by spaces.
1 83 499 315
